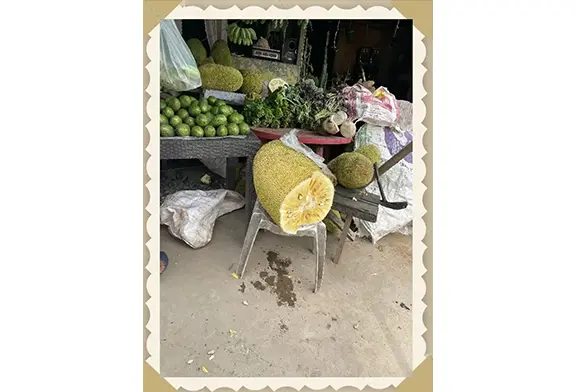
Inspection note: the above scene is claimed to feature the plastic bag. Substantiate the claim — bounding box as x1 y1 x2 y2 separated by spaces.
279 129 337 184
353 101 414 242
160 20 202 92
343 83 401 131
160 190 245 249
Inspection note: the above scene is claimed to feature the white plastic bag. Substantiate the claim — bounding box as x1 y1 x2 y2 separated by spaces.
279 129 337 184
353 100 414 242
160 20 202 92
160 189 245 249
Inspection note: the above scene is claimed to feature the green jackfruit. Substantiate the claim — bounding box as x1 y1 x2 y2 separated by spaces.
187 38 207 63
253 140 334 234
355 144 382 165
199 57 215 66
211 39 233 66
240 72 263 95
199 64 244 92
327 152 374 189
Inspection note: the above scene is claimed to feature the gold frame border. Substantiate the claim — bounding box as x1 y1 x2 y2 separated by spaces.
144 2 432 391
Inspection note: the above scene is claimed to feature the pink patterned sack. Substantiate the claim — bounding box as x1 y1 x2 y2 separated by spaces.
343 83 401 130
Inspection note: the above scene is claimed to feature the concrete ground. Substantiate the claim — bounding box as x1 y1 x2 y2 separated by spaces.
160 209 413 377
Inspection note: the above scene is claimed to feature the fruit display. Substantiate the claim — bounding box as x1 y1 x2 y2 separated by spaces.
159 93 251 138
228 23 257 46
199 63 244 92
327 152 375 189
253 140 334 234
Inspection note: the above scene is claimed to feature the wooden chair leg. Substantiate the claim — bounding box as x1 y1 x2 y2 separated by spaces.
236 211 263 278
314 223 327 293
333 214 353 264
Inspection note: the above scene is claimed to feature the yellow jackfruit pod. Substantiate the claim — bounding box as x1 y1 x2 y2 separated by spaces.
253 140 335 234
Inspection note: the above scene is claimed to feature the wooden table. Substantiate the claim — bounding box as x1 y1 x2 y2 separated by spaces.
250 128 352 157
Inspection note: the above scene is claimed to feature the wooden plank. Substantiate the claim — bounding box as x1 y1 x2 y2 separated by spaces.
333 214 353 264
332 192 379 223
251 128 353 145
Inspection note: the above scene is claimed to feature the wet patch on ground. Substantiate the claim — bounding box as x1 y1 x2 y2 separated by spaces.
248 251 297 307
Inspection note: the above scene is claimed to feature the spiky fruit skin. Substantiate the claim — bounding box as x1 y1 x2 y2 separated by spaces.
211 40 233 66
187 38 207 63
199 64 244 92
240 72 263 95
355 144 382 165
199 57 215 66
327 152 374 189
253 140 334 233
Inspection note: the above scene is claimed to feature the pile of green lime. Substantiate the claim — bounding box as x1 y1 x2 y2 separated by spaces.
160 94 251 138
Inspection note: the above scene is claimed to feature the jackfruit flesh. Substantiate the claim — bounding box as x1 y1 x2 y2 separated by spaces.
355 144 382 165
327 152 374 189
253 140 334 234
199 64 244 92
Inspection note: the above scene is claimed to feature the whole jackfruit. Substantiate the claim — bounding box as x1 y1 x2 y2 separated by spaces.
327 152 374 189
253 140 334 234
186 38 207 63
199 56 215 66
240 72 264 95
355 144 382 165
199 64 244 92
211 39 233 66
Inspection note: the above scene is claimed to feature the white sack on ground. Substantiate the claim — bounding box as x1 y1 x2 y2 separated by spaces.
160 189 245 249
353 100 414 243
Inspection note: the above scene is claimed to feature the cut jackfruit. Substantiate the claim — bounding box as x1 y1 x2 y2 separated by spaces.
253 140 334 234
327 152 374 189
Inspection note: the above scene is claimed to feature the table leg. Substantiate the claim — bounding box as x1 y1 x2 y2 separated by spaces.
244 156 255 224
333 214 353 264
226 157 238 190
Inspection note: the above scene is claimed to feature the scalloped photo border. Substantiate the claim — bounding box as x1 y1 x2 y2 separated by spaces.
144 2 431 391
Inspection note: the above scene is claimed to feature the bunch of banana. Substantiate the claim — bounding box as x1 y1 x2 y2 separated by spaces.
228 23 257 46
270 19 287 29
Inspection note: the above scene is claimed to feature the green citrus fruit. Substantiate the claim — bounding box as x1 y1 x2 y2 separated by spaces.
188 105 201 117
167 96 181 111
228 113 244 124
204 125 216 137
215 100 226 107
199 103 210 113
238 122 250 135
218 105 233 116
184 117 195 127
169 115 182 127
191 126 204 137
179 95 193 108
177 109 190 120
207 96 217 105
162 107 174 118
160 124 175 137
211 106 220 115
176 124 191 136
195 114 210 127
199 97 209 106
227 123 240 136
160 99 167 110
216 125 228 137
211 114 227 127
160 114 169 125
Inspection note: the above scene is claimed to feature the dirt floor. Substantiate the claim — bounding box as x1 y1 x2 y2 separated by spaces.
160 209 413 377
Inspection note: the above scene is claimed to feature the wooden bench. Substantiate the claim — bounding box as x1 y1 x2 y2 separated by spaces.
329 142 413 264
